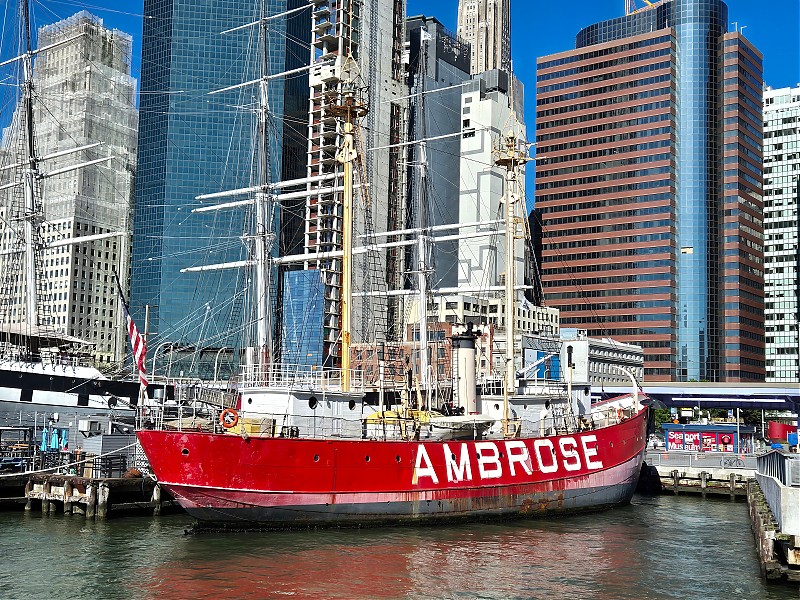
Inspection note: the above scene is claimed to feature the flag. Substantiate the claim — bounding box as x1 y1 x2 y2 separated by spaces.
115 274 148 390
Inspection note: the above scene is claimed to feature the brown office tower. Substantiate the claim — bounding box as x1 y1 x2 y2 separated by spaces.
535 0 764 382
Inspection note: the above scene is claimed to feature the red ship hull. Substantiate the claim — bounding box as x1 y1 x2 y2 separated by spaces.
137 408 648 528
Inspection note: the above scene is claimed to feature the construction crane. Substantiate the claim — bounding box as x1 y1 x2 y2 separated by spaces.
625 0 656 15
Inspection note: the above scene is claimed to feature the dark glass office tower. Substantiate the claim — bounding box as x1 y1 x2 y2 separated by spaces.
536 0 764 382
132 0 308 378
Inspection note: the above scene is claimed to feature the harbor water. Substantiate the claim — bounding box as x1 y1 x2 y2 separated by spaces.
1 494 796 599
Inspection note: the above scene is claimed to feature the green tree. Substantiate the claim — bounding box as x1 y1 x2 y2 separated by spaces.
654 408 672 428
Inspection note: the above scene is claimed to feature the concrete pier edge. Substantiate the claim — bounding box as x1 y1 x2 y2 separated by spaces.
748 478 796 582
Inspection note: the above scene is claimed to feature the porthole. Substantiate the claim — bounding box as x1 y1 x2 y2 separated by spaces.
181 448 189 456
314 455 320 462
395 455 401 463
247 397 253 405
365 455 371 463
494 403 500 411
348 399 356 410
309 396 318 410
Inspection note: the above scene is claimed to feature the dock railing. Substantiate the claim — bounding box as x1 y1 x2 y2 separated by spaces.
645 450 758 471
756 450 800 536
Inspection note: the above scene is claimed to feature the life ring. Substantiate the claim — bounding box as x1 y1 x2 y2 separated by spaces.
220 408 239 429
616 408 624 421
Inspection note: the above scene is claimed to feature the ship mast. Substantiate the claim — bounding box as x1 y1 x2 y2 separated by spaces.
329 78 368 392
409 32 431 394
254 6 273 365
495 128 529 438
20 0 40 328
186 4 322 372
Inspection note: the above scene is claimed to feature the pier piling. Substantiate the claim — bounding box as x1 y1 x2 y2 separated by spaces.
86 484 96 518
24 479 32 511
41 480 51 514
97 482 110 519
151 483 162 516
63 481 73 515
3 473 178 519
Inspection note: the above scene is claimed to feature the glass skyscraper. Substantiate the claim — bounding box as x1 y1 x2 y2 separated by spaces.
536 0 764 382
132 0 308 378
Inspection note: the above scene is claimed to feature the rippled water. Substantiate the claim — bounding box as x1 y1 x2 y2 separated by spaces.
0 494 795 599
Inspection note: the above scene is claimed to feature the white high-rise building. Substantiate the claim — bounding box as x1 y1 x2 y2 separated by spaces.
0 12 137 366
763 85 800 383
458 70 524 291
456 0 511 74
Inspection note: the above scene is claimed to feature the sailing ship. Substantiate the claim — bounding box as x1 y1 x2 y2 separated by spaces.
0 2 144 415
135 4 650 528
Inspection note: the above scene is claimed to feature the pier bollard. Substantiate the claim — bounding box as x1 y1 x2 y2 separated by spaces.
729 473 736 497
672 470 679 494
64 480 73 515
24 478 32 512
700 471 708 498
86 484 97 518
42 479 51 514
151 483 162 516
97 482 110 519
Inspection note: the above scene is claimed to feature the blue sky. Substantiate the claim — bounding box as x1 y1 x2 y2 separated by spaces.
12 0 798 93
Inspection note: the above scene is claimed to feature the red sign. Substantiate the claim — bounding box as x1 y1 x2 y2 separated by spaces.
719 433 734 452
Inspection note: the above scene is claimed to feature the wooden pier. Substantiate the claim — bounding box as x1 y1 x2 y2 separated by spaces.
638 463 750 498
0 472 178 518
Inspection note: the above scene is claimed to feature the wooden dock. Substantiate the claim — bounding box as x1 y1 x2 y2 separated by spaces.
638 463 750 498
0 472 179 518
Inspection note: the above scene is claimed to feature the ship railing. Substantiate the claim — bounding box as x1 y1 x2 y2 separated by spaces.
0 343 93 369
170 383 238 409
145 404 592 441
236 363 365 392
588 405 636 429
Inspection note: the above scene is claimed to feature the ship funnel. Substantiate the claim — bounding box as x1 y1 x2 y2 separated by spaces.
452 322 481 414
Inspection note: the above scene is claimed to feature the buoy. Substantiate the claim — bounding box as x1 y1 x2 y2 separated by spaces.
220 408 239 429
